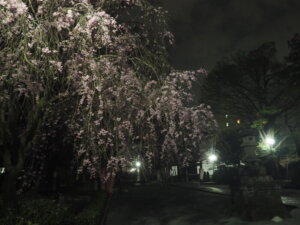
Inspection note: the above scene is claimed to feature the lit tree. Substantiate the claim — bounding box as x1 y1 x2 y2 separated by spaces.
0 0 216 206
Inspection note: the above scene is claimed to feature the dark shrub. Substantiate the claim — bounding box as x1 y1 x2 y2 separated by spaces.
213 165 239 185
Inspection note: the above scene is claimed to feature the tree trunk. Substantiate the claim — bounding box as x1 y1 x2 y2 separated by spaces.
94 180 99 191
52 171 58 191
106 174 115 194
156 169 162 183
1 147 24 208
100 169 116 194
142 170 148 183
185 168 189 182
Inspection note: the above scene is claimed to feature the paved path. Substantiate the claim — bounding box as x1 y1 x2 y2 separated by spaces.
107 183 300 225
172 182 300 208
107 184 230 225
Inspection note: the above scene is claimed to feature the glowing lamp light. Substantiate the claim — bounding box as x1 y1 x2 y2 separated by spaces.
135 161 141 168
130 168 136 173
265 137 275 146
208 154 217 162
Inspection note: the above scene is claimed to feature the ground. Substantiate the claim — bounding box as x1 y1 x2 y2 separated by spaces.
107 184 229 225
107 183 300 225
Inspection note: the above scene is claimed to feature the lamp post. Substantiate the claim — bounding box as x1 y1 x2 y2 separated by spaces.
264 136 275 151
263 135 279 178
208 153 217 175
136 161 141 183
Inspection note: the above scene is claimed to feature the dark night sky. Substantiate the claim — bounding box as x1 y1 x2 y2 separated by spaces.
161 0 300 71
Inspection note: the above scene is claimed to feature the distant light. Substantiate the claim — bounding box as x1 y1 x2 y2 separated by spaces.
225 114 228 118
226 122 229 127
135 161 141 168
265 137 275 146
130 168 136 173
0 167 5 174
237 119 240 124
208 154 217 162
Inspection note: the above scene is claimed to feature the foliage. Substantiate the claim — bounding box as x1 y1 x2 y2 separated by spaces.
250 119 268 129
284 33 300 155
0 198 68 225
213 165 239 185
0 192 106 225
72 192 106 225
216 128 243 166
203 41 300 130
286 33 300 72
202 37 300 165
257 129 287 154
0 0 216 202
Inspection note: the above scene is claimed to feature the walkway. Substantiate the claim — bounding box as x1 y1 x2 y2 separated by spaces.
107 184 230 225
107 183 300 225
171 181 300 208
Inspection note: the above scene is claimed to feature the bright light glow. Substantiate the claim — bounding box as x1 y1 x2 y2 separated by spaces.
0 167 5 174
265 137 275 146
237 119 240 124
135 161 141 168
129 168 136 173
208 154 217 162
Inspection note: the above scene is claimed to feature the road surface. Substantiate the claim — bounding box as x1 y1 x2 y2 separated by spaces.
172 182 300 208
107 184 230 225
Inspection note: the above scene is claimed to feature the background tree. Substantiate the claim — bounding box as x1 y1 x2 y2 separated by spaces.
202 40 300 161
216 128 243 166
0 0 171 204
206 41 300 127
283 34 300 156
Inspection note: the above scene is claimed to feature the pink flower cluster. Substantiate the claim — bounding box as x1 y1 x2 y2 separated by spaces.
0 0 28 24
0 0 216 191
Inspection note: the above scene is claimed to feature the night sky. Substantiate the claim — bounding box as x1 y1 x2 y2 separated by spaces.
161 0 300 71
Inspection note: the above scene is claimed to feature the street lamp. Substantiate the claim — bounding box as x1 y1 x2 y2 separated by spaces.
129 168 136 173
0 167 5 174
259 130 278 153
260 132 280 178
264 136 275 150
208 154 217 162
208 153 217 176
136 161 141 183
135 161 141 168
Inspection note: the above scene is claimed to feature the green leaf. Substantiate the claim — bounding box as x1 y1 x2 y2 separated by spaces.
251 119 268 129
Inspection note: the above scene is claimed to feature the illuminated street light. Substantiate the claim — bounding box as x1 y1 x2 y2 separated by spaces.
136 161 141 168
0 167 5 174
208 154 217 162
208 153 218 176
265 136 275 146
135 161 141 183
263 135 276 152
129 168 136 173
258 130 279 152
